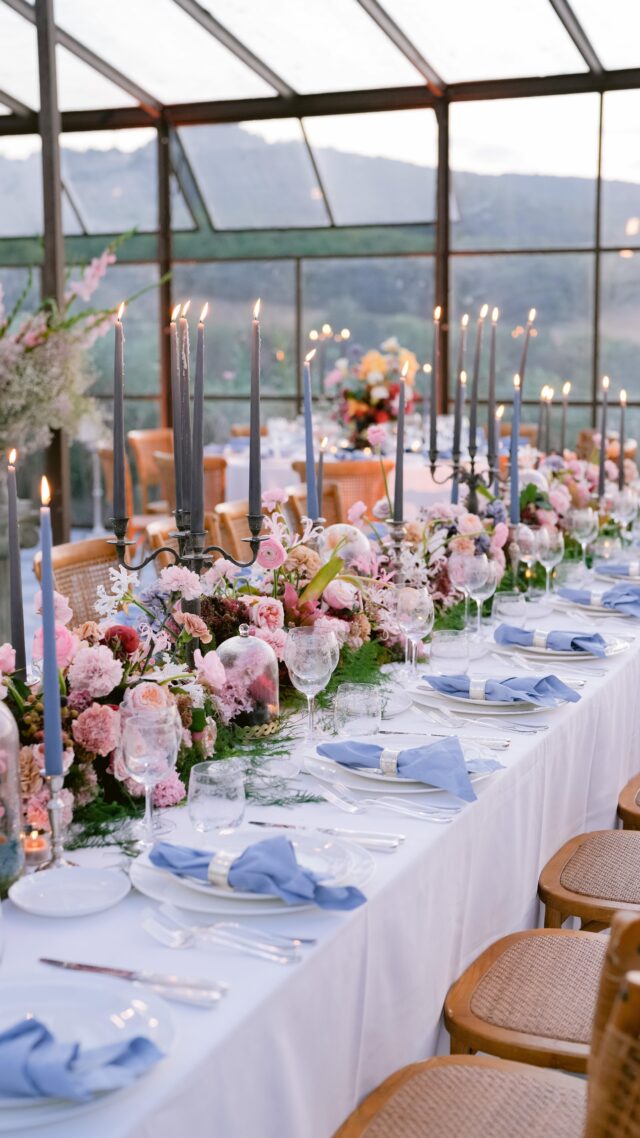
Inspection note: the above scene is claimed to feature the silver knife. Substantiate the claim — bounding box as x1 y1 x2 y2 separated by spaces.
248 819 403 851
40 958 227 1006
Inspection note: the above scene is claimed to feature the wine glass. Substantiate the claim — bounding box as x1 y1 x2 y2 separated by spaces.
392 586 435 675
449 552 489 628
611 488 638 548
468 560 501 634
284 627 336 741
121 709 181 850
514 524 537 590
569 507 599 575
536 526 565 594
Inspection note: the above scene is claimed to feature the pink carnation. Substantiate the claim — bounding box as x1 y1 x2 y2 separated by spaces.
490 522 509 551
201 559 241 589
68 644 123 697
249 626 287 661
152 769 186 808
193 648 226 691
257 537 287 570
262 487 286 511
0 643 15 673
367 424 387 448
159 565 203 600
32 624 79 670
72 703 120 757
35 589 73 627
251 597 285 631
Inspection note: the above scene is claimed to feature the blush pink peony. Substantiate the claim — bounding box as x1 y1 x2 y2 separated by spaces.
366 424 387 448
251 596 285 631
0 643 15 673
35 589 73 627
33 624 80 670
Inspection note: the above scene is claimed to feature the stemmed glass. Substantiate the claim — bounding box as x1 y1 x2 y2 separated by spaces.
611 488 638 549
391 586 435 675
468 560 501 634
536 526 565 594
569 507 599 576
284 626 337 741
449 552 489 628
121 708 181 850
514 524 537 590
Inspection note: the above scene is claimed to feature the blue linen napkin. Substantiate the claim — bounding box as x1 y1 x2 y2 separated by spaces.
0 1018 162 1102
424 673 580 706
595 561 640 578
149 836 365 910
558 582 640 617
494 623 607 657
316 736 500 802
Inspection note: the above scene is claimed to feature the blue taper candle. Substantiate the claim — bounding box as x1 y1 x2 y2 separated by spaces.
7 450 25 676
303 349 319 520
249 299 262 518
510 375 521 525
191 304 208 534
598 376 610 499
39 478 63 777
393 363 408 522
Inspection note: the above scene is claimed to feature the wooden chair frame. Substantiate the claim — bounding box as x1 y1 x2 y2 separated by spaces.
33 536 118 626
617 773 640 830
539 830 640 928
286 482 344 530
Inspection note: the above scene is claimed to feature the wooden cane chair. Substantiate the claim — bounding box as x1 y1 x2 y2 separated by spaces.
498 422 538 447
97 445 156 547
292 459 394 515
146 514 223 573
215 500 253 563
539 830 640 929
286 482 344 531
33 537 118 627
153 452 176 513
127 428 173 512
203 455 227 512
230 423 268 438
334 912 640 1138
618 774 640 830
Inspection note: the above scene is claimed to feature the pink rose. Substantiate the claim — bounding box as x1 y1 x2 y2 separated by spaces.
347 500 367 525
449 535 475 555
123 681 172 712
257 537 287 570
0 644 15 673
251 597 284 631
193 648 226 691
323 579 359 612
261 487 286 512
32 624 80 670
574 484 591 507
366 424 387 448
35 589 73 627
458 513 484 537
549 486 571 515
490 522 509 551
537 509 558 526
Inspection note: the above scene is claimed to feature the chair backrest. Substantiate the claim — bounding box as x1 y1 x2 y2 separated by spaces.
215 500 253 562
588 911 640 1079
145 518 180 572
97 444 134 518
33 537 119 627
203 455 227 512
153 452 177 512
585 968 640 1137
576 428 597 461
286 482 344 531
127 429 173 511
291 459 394 514
499 422 538 446
230 424 268 438
203 511 222 556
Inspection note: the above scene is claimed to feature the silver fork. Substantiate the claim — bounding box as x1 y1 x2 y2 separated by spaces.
306 771 460 823
142 908 301 965
414 702 547 736
160 904 317 946
487 652 586 688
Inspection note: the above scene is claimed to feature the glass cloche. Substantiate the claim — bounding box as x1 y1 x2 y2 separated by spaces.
0 701 25 895
216 625 279 730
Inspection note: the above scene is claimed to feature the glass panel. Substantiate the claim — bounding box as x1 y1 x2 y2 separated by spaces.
450 253 595 402
600 251 640 398
171 261 296 397
202 398 297 446
53 0 274 103
601 90 640 249
450 95 599 249
0 137 42 236
57 46 135 111
0 5 38 109
201 0 423 92
180 121 329 229
383 0 586 82
0 267 40 325
302 256 435 366
86 264 160 396
304 110 437 225
570 0 640 70
61 130 158 233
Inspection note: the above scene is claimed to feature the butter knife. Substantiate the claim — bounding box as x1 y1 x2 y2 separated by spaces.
248 819 403 851
40 958 227 1007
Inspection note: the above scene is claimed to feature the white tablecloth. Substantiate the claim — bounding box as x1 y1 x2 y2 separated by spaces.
4 610 640 1138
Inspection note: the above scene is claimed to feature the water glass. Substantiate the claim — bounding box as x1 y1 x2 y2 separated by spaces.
121 709 180 850
493 590 528 626
188 759 246 837
429 630 470 675
333 683 383 736
536 526 565 594
284 626 336 741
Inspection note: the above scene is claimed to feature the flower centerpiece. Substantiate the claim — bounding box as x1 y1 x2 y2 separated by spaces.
325 336 419 448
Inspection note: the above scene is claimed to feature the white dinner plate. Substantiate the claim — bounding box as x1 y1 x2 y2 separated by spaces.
8 867 130 918
307 751 493 794
552 597 632 619
130 838 373 915
415 683 537 710
594 568 640 583
411 691 552 717
512 635 628 660
382 690 413 718
139 830 353 900
0 975 173 1130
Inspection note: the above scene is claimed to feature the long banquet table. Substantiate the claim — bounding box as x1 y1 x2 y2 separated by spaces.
4 606 640 1138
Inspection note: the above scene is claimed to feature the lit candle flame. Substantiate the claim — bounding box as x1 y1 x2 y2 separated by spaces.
547 387 554 402
322 323 332 335
182 300 191 318
117 301 125 321
434 306 442 321
492 306 499 323
171 303 181 322
320 436 328 450
40 476 51 506
423 363 432 373
8 448 16 466
621 389 627 405
460 370 467 387
305 349 316 363
562 381 571 397
528 308 536 322
602 375 610 392
401 361 409 379
480 303 489 319
199 303 209 323
461 313 469 327
340 328 350 338
514 374 521 391
253 299 261 320
309 329 319 341
496 404 505 420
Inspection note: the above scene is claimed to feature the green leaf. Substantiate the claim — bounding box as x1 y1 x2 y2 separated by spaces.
299 553 344 604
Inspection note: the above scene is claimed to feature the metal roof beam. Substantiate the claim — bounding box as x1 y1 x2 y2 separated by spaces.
171 0 294 97
547 0 603 74
3 0 162 113
354 0 445 95
0 87 32 115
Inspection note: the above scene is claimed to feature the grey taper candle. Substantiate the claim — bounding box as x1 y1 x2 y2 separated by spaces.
393 367 407 523
169 306 183 512
598 376 610 498
191 304 208 534
7 452 25 677
179 305 192 514
487 308 498 474
518 308 536 395
429 307 441 463
560 381 570 455
469 304 488 457
619 389 627 491
112 304 126 519
249 300 262 517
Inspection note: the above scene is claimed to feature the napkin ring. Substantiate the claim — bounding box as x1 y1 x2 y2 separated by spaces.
469 679 486 701
532 630 549 649
630 561 640 577
379 748 399 776
207 850 235 889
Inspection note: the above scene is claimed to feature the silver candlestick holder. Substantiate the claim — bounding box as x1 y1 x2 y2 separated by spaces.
387 519 406 577
36 774 76 871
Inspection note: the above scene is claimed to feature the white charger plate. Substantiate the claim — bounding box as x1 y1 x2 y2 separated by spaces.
8 867 130 918
415 683 537 710
411 691 552 717
594 568 640 583
0 975 172 1131
512 635 628 660
382 690 413 718
307 751 493 794
553 597 632 618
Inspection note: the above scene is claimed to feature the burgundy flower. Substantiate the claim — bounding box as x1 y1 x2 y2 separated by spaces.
104 625 140 655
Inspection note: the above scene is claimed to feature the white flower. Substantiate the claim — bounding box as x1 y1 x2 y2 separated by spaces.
181 681 206 709
380 336 400 352
94 565 139 618
370 383 388 400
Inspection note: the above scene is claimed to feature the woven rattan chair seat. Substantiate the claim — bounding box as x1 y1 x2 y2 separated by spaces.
560 831 640 903
470 933 606 1043
358 1064 585 1138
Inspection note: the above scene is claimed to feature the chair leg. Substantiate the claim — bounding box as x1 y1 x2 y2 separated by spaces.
450 1035 475 1056
544 906 564 929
